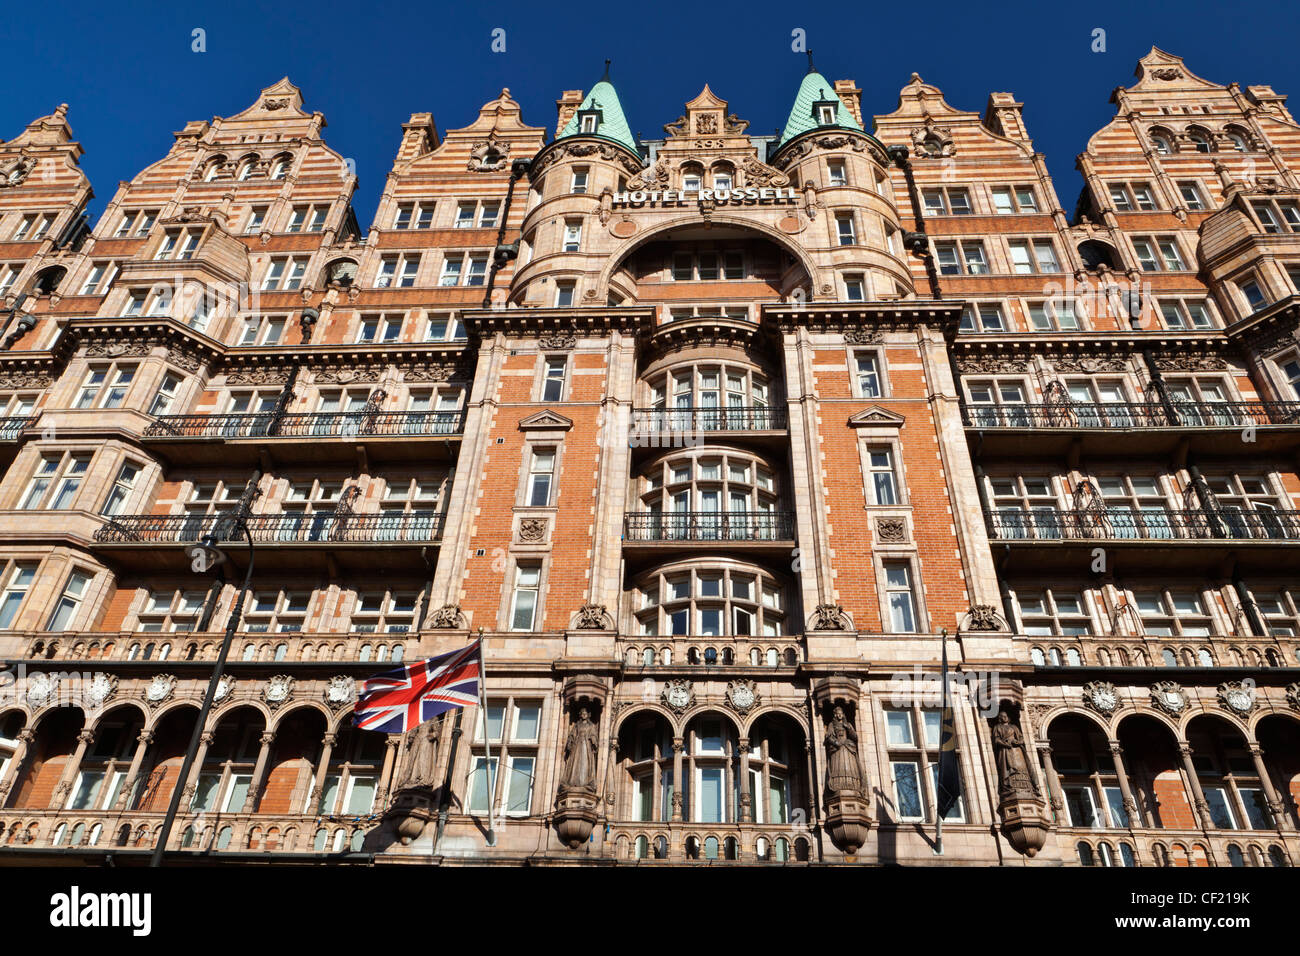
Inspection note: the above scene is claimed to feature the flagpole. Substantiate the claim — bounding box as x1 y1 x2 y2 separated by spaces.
476 631 496 847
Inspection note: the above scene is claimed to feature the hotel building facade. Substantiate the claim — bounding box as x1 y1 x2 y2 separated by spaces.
0 47 1298 867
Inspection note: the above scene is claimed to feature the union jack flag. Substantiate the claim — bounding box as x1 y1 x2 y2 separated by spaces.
353 641 481 733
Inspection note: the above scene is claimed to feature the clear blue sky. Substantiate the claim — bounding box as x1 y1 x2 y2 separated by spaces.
5 0 1299 228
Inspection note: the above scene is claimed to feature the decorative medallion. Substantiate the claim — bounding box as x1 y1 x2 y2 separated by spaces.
725 679 760 715
1286 682 1300 712
573 603 613 630
24 672 57 708
910 122 955 158
213 674 236 704
1083 680 1121 716
875 517 908 542
145 674 177 707
964 605 1004 632
83 672 118 709
517 518 548 543
325 675 356 711
467 139 509 172
1149 681 1188 716
809 603 854 631
262 674 295 710
1217 681 1256 715
1150 68 1183 81
428 604 467 629
661 679 694 715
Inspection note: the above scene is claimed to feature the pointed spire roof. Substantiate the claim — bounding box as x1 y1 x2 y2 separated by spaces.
777 59 863 147
557 61 638 154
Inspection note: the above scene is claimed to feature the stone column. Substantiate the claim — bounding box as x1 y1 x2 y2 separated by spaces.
1178 742 1215 830
50 729 95 809
308 732 337 814
1108 740 1141 828
670 738 684 822
605 740 620 816
1247 742 1292 831
0 729 35 808
737 741 753 823
242 732 275 813
1038 744 1064 821
114 730 155 810
373 736 399 809
180 732 215 812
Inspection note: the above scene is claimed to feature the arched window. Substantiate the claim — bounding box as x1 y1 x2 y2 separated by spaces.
1119 843 1135 867
1066 648 1081 666
704 647 717 665
242 644 256 661
661 648 671 665
71 823 86 845
274 643 288 662
1150 130 1173 154
350 829 364 851
1031 647 1045 665
216 826 233 850
1227 844 1245 866
127 643 141 661
181 826 195 848
237 156 258 180
359 644 372 662
1269 846 1289 867
203 157 225 182
635 835 648 859
392 644 405 662
1162 649 1178 667
376 645 389 662
1049 648 1063 666
653 835 668 858
158 643 171 661
270 155 290 180
88 823 102 846
704 836 719 859
750 648 761 665
313 827 328 851
766 648 779 667
1098 842 1115 867
52 823 67 846
1225 127 1250 152
639 648 653 667
1187 128 1213 153
1077 841 1095 866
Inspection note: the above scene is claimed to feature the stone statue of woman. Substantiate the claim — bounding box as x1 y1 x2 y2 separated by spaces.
993 711 1033 797
559 707 599 791
396 717 440 791
824 705 863 794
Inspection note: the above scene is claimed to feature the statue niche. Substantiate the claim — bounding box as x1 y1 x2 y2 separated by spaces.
989 705 1050 858
379 717 442 847
553 702 602 849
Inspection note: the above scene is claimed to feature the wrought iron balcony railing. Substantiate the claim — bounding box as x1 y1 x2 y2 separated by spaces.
94 510 445 545
0 415 37 440
630 406 788 432
986 507 1300 542
623 511 796 542
962 400 1300 430
143 410 466 440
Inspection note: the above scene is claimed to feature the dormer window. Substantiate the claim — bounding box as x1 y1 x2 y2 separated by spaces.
817 105 836 125
577 109 601 135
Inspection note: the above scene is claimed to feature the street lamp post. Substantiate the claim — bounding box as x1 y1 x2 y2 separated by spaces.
149 519 256 867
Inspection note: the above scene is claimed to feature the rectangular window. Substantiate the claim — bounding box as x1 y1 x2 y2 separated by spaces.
510 565 541 631
464 256 488 286
393 204 413 229
100 461 141 516
1007 239 1059 274
843 273 865 302
867 448 899 505
892 761 924 820
528 449 555 506
555 282 575 307
541 357 567 402
562 221 582 252
47 569 91 631
455 203 476 228
836 214 856 245
885 562 918 632
1178 181 1206 210
80 262 116 296
571 168 589 194
438 257 462 287
828 161 847 186
854 353 882 397
0 563 36 629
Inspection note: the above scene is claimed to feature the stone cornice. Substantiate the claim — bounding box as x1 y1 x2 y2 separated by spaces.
1223 295 1300 356
461 306 655 340
950 329 1230 359
761 300 963 337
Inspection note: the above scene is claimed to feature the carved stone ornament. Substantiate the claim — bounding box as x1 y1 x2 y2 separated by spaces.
875 517 907 543
402 363 459 383
964 604 1004 631
954 355 1030 374
145 674 177 708
0 155 35 188
0 370 53 389
1083 680 1121 716
1150 680 1189 716
627 155 670 191
325 675 356 711
725 679 760 715
843 328 883 344
1053 356 1130 373
164 346 202 372
1286 682 1300 712
517 517 548 543
661 679 694 715
1152 355 1229 372
262 674 295 710
810 603 854 631
24 672 57 708
573 603 613 630
213 674 235 704
263 97 290 110
467 139 509 172
740 156 790 189
537 333 577 349
1217 681 1256 715
428 604 467 629
911 122 955 158
86 341 151 360
83 672 119 709
1151 68 1183 80
225 367 290 386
